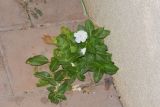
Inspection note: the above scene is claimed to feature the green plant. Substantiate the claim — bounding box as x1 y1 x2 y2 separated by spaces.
26 19 119 104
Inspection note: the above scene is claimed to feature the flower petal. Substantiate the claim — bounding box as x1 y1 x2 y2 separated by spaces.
71 63 75 67
74 30 88 43
81 48 86 55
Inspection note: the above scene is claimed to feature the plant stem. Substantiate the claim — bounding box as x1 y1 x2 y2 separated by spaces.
80 0 89 17
87 72 94 84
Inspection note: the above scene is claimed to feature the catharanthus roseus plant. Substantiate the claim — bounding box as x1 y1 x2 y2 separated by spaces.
26 19 119 104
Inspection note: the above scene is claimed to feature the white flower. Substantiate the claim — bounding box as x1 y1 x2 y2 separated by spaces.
81 48 86 55
71 62 75 67
74 30 88 43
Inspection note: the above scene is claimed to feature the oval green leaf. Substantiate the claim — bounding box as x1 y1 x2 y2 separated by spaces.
50 57 59 72
104 63 119 75
26 55 48 66
93 69 104 83
54 70 66 81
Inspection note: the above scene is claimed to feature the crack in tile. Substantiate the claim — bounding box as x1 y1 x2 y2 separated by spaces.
0 37 14 96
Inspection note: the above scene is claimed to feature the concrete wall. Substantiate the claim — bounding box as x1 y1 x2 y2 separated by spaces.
84 0 160 107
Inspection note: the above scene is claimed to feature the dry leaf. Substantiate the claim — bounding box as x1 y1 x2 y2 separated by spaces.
42 34 53 45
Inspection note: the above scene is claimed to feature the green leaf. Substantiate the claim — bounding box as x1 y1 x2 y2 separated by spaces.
93 28 110 39
95 44 107 53
26 55 48 66
36 79 49 87
99 30 110 39
70 45 77 53
54 70 66 81
93 28 104 36
87 38 96 53
77 73 85 81
48 92 66 104
34 71 51 80
60 27 74 42
53 49 60 57
93 69 104 83
50 57 59 72
61 26 71 36
103 63 119 75
76 63 87 81
64 66 77 78
89 60 118 75
96 52 112 63
34 71 57 86
56 34 69 49
85 53 95 63
47 86 56 92
85 19 94 36
34 8 43 16
57 52 71 64
58 81 72 94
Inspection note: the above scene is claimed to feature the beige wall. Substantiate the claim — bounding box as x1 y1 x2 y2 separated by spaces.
84 0 160 107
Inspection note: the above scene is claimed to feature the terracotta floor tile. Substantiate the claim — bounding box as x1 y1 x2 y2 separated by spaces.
0 46 12 96
0 21 83 94
0 89 60 107
61 85 122 107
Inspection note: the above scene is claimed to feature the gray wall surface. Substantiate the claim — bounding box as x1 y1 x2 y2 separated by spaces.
84 0 160 107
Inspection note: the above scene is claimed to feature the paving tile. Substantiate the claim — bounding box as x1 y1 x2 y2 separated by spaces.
0 0 122 107
29 0 85 25
0 0 26 28
0 84 122 107
0 0 85 30
61 85 122 107
0 20 84 94
0 89 60 107
0 45 12 96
